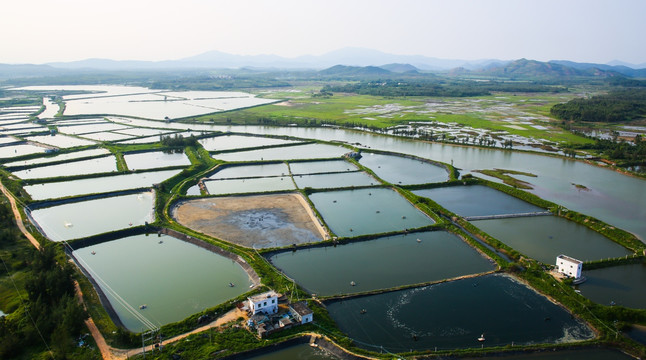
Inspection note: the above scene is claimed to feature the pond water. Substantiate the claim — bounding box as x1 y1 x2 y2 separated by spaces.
460 348 635 360
24 169 181 200
359 152 448 185
308 188 435 238
0 143 47 159
38 97 59 119
186 185 201 196
12 155 117 179
57 122 130 135
247 343 338 360
204 177 295 195
72 233 252 332
26 134 96 148
114 127 176 137
199 134 300 151
575 263 646 309
123 151 191 170
625 325 646 346
0 136 19 145
3 148 110 167
413 185 544 217
268 231 494 296
289 160 358 174
208 163 290 179
293 171 378 189
29 191 154 241
326 274 594 352
79 131 135 142
214 143 348 162
471 216 631 264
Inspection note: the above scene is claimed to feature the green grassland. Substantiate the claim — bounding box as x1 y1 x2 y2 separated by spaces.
194 90 593 145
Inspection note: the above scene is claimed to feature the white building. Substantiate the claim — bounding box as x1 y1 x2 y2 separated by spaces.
289 302 313 324
248 291 279 315
556 254 583 279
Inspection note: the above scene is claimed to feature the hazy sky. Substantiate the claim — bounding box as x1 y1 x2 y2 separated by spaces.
2 0 645 64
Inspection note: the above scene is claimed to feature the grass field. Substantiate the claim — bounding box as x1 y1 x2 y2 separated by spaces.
194 88 593 145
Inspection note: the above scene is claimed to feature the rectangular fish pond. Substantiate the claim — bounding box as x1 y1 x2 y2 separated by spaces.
72 233 253 332
246 343 338 360
3 148 110 167
359 152 448 185
575 262 646 309
204 176 295 195
208 163 290 179
413 185 545 218
23 169 181 200
267 231 495 296
199 134 300 151
308 188 435 238
29 191 155 241
325 274 594 353
289 159 358 175
471 216 632 264
123 150 191 170
214 143 349 162
293 171 378 189
12 155 117 180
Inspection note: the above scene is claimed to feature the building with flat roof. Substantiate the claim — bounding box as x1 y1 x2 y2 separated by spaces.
556 254 583 279
248 291 279 315
289 301 313 324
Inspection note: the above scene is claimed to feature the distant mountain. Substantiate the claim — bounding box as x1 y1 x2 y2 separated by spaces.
606 60 646 69
318 65 392 77
378 63 419 73
549 60 646 78
461 59 622 79
0 63 63 79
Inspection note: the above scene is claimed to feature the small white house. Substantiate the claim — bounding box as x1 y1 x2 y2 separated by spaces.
248 291 279 315
556 254 583 279
289 302 313 324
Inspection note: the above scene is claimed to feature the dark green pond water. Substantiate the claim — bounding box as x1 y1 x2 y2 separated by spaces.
308 188 435 238
413 185 544 217
247 343 338 360
268 231 494 296
326 274 594 352
471 216 631 264
576 263 646 309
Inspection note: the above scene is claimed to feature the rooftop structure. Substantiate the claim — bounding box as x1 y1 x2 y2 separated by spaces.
248 290 279 315
556 254 583 280
289 301 313 324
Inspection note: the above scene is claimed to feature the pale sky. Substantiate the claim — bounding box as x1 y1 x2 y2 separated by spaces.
2 0 645 65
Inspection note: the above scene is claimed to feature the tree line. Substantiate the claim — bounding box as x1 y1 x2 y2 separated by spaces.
550 88 646 123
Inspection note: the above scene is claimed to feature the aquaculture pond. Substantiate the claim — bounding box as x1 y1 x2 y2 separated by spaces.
359 152 448 185
204 176 295 195
12 155 117 179
199 134 300 151
24 169 181 200
326 274 594 352
0 143 46 158
293 171 377 189
308 188 435 238
413 185 544 217
3 148 110 167
471 216 631 264
575 263 646 309
29 191 154 241
72 233 252 332
214 143 348 162
57 122 129 134
289 159 358 174
80 131 135 142
26 134 96 148
208 163 289 179
247 343 338 360
460 348 636 360
268 231 494 296
123 151 191 170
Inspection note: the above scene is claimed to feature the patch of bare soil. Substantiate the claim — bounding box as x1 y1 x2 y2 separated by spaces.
172 193 327 249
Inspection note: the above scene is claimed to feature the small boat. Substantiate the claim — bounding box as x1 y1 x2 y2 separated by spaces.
158 240 163 244
360 309 367 314
402 216 406 219
64 222 73 228
350 281 356 286
229 282 235 287
416 238 421 243
140 304 147 310
91 251 96 255
128 222 133 226
477 334 485 342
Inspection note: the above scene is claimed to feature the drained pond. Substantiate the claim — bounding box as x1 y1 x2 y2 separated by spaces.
72 233 252 332
268 231 494 296
326 274 594 352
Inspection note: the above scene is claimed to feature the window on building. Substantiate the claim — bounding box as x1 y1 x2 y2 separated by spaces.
272 299 275 304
